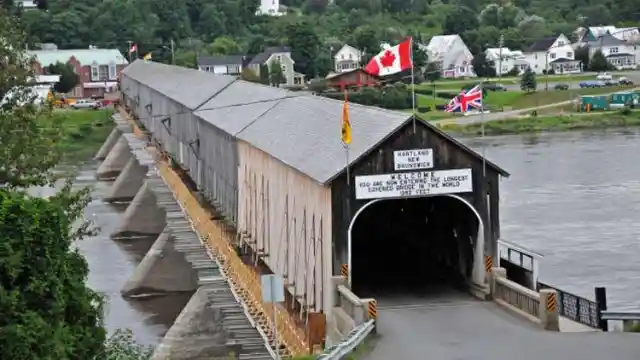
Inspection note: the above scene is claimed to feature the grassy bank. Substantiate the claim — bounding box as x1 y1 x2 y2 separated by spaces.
54 109 114 162
441 110 640 135
426 73 596 86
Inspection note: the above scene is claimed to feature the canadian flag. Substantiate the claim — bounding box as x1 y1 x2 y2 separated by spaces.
364 38 413 77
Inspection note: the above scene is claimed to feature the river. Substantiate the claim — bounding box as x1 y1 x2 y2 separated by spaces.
28 164 191 345
29 129 640 346
468 128 640 311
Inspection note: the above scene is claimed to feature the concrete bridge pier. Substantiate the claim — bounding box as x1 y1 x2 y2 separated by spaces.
121 227 199 297
96 135 132 181
94 127 122 160
111 180 166 238
104 157 148 203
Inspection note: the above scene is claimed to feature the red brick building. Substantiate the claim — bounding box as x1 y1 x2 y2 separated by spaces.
325 69 380 91
29 48 129 98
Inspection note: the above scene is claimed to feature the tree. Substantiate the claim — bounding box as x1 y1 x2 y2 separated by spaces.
589 49 612 72
208 36 242 55
411 36 428 70
286 20 320 78
0 9 118 359
268 59 286 87
575 45 590 70
520 67 537 92
424 61 441 83
443 6 478 36
471 53 496 78
259 63 270 85
46 61 80 94
241 67 261 83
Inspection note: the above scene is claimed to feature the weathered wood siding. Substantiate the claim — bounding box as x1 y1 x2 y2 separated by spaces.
330 121 501 274
197 119 239 225
237 141 332 311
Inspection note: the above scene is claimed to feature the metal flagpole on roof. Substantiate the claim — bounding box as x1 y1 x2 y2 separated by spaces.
410 36 417 134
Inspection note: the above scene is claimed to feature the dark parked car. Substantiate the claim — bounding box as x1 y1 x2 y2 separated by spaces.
579 80 605 88
619 77 634 85
554 83 569 90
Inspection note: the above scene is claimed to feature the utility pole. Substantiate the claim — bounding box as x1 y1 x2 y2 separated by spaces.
498 34 504 79
170 39 175 65
126 40 133 62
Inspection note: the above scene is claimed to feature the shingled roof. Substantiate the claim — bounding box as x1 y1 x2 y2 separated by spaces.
527 36 558 52
122 61 510 184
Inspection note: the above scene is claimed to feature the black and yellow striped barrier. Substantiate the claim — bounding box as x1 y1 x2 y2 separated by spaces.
340 264 348 278
546 292 557 312
484 255 493 273
367 300 377 320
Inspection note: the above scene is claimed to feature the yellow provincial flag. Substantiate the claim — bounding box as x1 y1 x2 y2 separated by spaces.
143 52 152 61
341 91 352 145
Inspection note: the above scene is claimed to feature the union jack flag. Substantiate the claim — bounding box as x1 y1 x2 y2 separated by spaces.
444 85 483 113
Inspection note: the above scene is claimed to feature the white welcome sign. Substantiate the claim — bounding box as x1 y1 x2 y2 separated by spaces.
393 148 433 171
354 168 473 200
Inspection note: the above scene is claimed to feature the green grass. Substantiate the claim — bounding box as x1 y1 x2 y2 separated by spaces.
428 73 597 85
55 109 114 162
440 109 640 136
485 86 635 109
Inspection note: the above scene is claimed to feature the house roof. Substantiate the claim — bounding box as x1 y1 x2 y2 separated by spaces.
527 36 557 52
324 68 378 81
197 55 245 66
426 35 460 61
586 33 627 47
334 44 363 59
27 49 128 67
122 61 509 185
249 46 291 65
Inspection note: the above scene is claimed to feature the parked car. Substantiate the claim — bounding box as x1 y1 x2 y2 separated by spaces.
604 79 618 86
619 77 634 85
554 83 569 90
596 72 613 81
579 80 606 88
70 99 102 110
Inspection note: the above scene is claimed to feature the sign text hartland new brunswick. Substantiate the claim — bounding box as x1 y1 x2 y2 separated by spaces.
354 168 473 200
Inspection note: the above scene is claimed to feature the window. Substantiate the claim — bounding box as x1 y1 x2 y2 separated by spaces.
550 53 556 59
348 53 352 60
558 40 565 46
90 65 99 81
341 54 344 60
566 52 573 58
108 64 117 80
98 65 108 81
610 47 619 53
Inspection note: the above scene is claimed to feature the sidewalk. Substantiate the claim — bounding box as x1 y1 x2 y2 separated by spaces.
559 317 600 332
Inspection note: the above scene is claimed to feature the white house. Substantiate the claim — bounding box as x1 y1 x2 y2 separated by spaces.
584 33 636 70
524 34 582 74
576 26 640 44
333 44 363 73
255 0 286 16
423 35 475 78
485 47 529 75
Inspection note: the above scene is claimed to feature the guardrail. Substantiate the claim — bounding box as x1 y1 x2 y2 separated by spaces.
316 319 376 360
600 311 640 332
538 282 605 330
494 276 540 319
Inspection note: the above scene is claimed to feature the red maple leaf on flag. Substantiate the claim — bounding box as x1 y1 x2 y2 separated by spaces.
380 50 396 67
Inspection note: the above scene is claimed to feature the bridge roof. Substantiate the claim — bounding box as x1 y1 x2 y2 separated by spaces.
122 60 510 184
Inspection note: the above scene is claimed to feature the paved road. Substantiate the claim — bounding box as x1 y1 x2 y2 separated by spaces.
436 71 640 86
364 290 640 360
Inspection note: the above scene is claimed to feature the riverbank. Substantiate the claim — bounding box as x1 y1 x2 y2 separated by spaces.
441 110 640 135
55 109 114 161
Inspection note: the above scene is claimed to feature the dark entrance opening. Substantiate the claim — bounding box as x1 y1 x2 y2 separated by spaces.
351 196 479 297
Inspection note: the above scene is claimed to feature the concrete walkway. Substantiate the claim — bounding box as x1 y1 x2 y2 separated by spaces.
362 291 639 360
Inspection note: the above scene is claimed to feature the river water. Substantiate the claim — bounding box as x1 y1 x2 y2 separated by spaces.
467 128 640 311
30 164 191 345
29 129 640 346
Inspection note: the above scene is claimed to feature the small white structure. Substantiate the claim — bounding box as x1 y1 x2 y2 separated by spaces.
255 0 286 16
333 44 363 73
524 34 582 74
423 35 475 78
485 47 529 75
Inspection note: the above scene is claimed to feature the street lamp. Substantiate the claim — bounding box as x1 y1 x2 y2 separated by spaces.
161 40 175 65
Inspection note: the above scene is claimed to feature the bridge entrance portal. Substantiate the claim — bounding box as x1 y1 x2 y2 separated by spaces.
349 195 484 298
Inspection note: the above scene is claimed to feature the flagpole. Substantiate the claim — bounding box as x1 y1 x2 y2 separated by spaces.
410 37 416 134
480 81 486 180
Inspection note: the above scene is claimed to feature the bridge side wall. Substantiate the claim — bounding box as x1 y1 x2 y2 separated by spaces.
237 141 332 312
330 120 502 275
